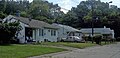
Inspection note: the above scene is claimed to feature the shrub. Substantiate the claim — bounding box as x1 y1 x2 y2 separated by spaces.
0 22 21 44
93 35 102 44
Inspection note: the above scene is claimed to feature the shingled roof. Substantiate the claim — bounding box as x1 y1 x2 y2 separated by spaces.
80 27 114 34
52 23 81 32
4 15 58 29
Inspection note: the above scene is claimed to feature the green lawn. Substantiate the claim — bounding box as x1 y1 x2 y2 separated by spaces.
100 42 116 45
41 42 97 49
0 45 66 58
0 42 114 58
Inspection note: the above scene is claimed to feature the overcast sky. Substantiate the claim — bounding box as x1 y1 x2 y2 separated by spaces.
30 0 120 13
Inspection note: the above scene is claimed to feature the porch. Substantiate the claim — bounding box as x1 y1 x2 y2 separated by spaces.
25 27 36 43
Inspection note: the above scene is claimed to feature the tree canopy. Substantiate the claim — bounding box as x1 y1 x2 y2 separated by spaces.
0 0 64 23
61 0 120 38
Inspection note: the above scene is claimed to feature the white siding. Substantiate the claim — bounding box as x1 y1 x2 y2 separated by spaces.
17 22 29 43
3 16 59 43
57 27 83 39
32 28 58 42
58 27 68 39
3 17 29 43
112 30 115 39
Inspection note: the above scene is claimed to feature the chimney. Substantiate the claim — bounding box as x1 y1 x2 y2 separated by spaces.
16 10 20 17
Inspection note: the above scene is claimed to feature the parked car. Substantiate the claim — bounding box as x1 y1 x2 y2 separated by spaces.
61 36 82 42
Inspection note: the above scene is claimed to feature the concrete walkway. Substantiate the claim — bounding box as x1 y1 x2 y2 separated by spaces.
30 43 120 58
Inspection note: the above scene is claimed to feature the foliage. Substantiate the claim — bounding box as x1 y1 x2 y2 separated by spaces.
0 11 6 19
61 0 120 38
0 0 6 12
93 35 102 44
0 22 21 44
20 11 28 17
0 0 64 24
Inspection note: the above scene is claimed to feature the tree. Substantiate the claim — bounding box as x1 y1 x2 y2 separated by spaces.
61 0 120 38
0 22 21 44
0 0 6 12
0 11 6 19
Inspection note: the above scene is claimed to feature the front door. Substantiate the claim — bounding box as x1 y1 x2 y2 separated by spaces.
25 27 33 42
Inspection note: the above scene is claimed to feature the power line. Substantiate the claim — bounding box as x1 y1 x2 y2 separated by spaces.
57 0 81 12
70 0 80 4
61 8 69 11
60 0 80 11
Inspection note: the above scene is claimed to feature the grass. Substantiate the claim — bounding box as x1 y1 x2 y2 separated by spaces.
58 43 97 49
41 42 97 49
0 44 66 58
0 42 115 58
41 41 116 49
100 41 116 45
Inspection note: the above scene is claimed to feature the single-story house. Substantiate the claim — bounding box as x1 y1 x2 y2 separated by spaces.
80 26 115 39
3 15 58 43
52 23 82 40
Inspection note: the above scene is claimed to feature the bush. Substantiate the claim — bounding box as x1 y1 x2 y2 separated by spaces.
93 35 102 44
0 22 21 45
116 37 120 41
82 35 92 41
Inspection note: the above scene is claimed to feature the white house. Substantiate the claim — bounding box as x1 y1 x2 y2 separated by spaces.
3 15 58 43
80 26 115 39
52 23 82 40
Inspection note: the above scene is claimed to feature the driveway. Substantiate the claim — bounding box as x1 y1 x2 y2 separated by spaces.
30 42 120 58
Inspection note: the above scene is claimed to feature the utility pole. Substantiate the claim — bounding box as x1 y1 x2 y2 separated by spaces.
91 1 112 43
91 1 94 43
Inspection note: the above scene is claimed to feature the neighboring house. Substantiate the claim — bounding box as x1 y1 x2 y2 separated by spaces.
80 26 115 39
52 23 82 40
0 18 3 23
3 15 58 43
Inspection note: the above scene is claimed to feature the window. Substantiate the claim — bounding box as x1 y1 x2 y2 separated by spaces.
39 29 41 36
39 29 44 36
42 29 44 36
51 30 56 36
54 30 56 36
48 30 50 32
79 33 81 36
51 30 53 36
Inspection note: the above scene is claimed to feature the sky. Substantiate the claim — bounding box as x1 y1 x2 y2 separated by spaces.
29 0 120 13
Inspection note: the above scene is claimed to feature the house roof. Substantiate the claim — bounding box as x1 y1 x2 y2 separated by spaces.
80 27 114 34
4 15 58 29
52 23 81 32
